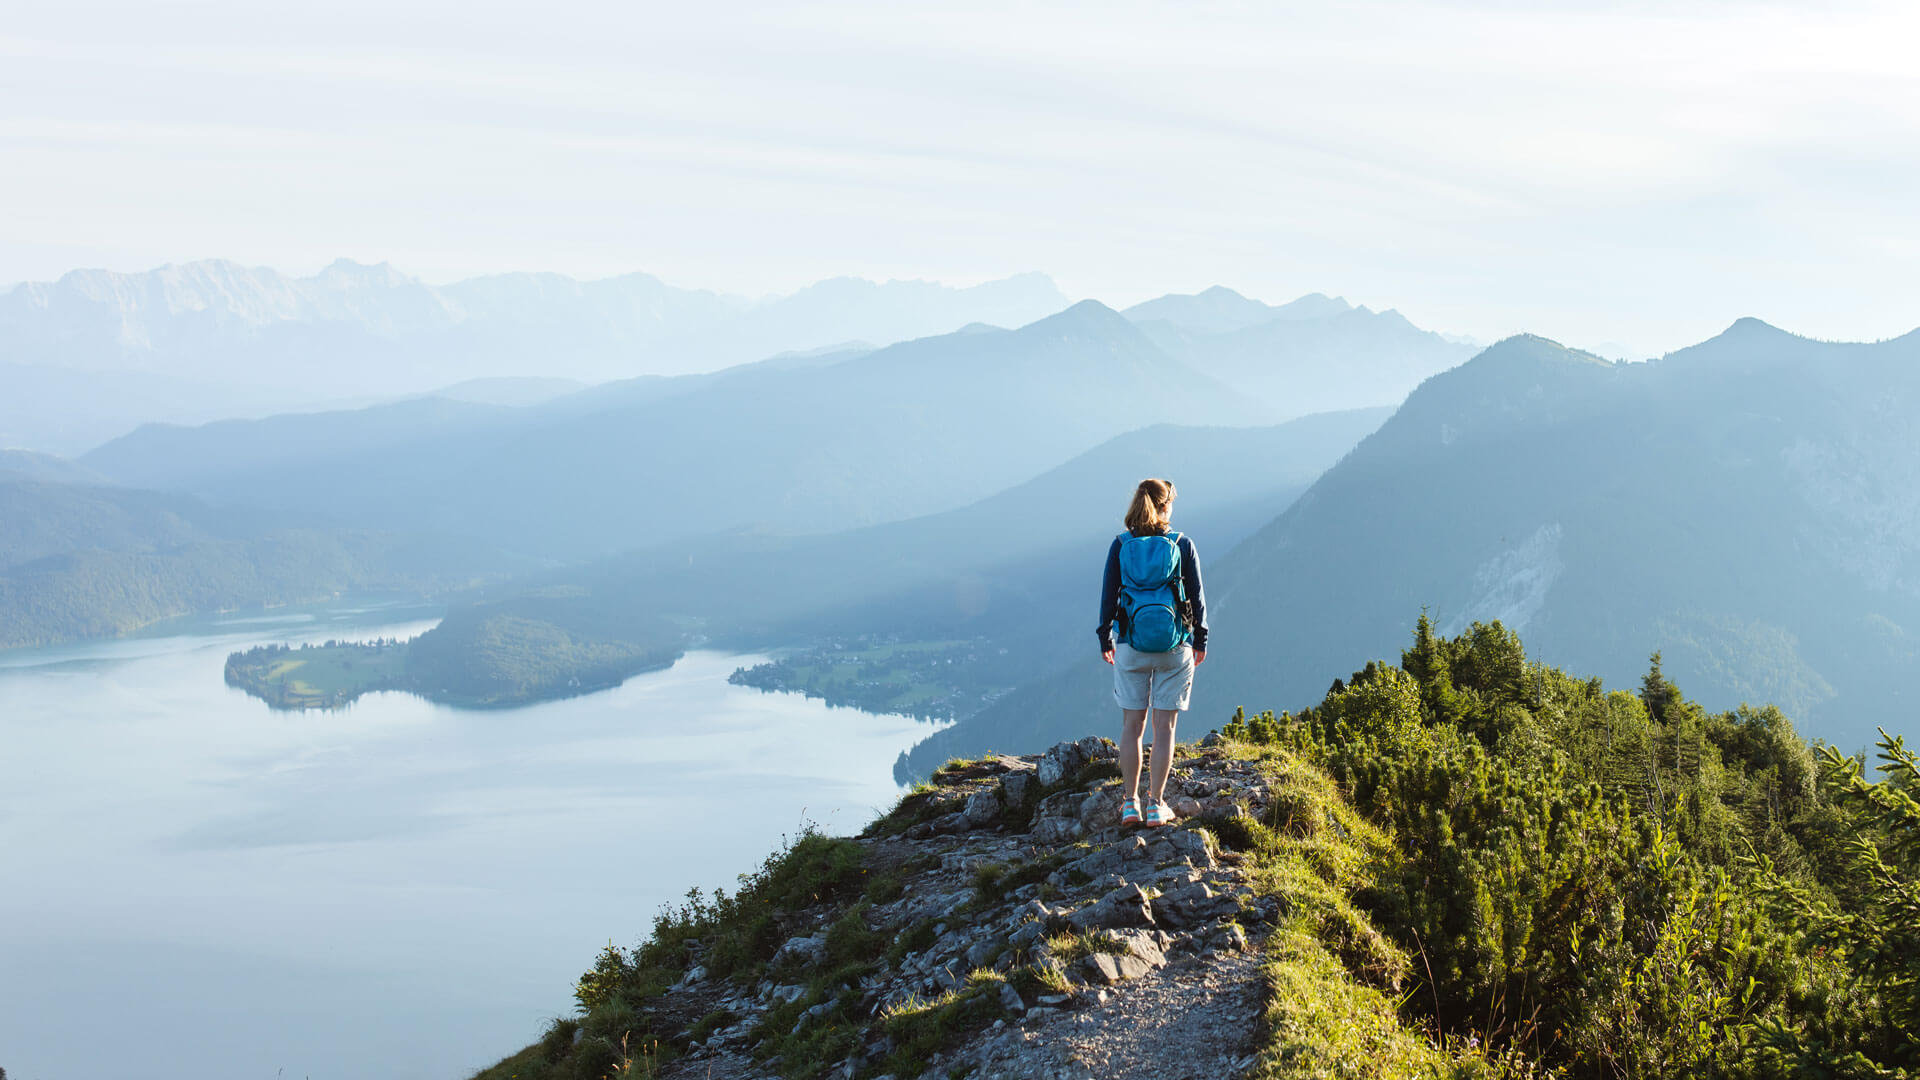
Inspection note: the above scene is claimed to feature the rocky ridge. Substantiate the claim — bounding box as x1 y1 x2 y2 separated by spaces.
643 735 1283 1080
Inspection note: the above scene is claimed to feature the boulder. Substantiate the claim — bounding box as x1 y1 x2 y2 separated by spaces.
1076 735 1118 761
1083 952 1157 984
997 980 1026 1014
1066 883 1156 930
964 787 1003 825
1000 771 1035 808
1006 900 1051 931
965 938 1002 970
1107 927 1169 967
1030 816 1082 844
775 933 828 967
1062 835 1148 880
1036 741 1088 786
1151 879 1238 928
929 811 972 835
1078 789 1128 831
1216 923 1250 952
1165 827 1215 868
1008 920 1047 949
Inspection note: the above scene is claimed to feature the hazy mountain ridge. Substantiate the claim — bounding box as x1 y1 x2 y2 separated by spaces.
1123 286 1477 418
83 301 1268 559
0 449 106 486
0 478 508 649
464 408 1390 644
0 258 1072 392
935 320 1920 762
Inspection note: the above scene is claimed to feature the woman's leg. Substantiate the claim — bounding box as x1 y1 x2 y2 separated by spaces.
1119 708 1148 802
1146 708 1179 805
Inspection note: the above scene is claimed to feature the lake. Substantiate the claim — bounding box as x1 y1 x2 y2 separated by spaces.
0 603 930 1080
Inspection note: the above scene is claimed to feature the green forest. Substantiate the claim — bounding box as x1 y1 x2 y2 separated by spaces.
728 637 1011 721
1208 615 1918 1077
476 618 1918 1080
226 613 686 710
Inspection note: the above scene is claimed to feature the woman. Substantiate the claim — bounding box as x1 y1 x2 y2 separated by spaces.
1098 478 1207 828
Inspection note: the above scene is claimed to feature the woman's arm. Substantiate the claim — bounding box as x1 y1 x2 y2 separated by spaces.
1097 536 1122 660
1180 535 1208 654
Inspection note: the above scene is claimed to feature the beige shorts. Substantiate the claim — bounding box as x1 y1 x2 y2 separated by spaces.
1112 642 1195 711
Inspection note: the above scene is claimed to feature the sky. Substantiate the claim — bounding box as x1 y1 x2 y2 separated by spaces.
3 0 1917 357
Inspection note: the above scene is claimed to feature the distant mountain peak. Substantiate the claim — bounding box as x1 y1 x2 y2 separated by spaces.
1027 298 1133 335
1443 334 1612 378
1718 316 1799 342
314 258 415 288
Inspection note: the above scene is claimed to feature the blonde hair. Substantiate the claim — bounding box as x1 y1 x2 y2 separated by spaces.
1124 478 1176 533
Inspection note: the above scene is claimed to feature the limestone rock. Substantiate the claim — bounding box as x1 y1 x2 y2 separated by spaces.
997 979 1025 1014
964 787 1003 825
965 938 1002 970
1006 899 1051 931
775 933 828 966
1000 771 1035 808
1066 883 1156 930
1009 920 1046 949
1165 826 1215 868
1078 788 1130 831
930 811 972 834
1152 879 1237 928
1082 951 1157 984
1030 816 1082 844
1036 741 1087 786
1106 927 1169 968
1076 735 1118 762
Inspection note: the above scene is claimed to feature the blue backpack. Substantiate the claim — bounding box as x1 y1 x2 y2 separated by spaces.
1115 531 1190 652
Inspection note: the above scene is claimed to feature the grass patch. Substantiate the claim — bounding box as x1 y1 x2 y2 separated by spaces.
972 855 1060 907
861 787 957 838
1255 926 1478 1080
687 1008 737 1043
884 918 939 967
875 977 1008 1077
1041 929 1129 964
1009 962 1071 996
862 869 906 904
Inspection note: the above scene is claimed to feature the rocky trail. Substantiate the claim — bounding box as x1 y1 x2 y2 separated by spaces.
649 735 1286 1080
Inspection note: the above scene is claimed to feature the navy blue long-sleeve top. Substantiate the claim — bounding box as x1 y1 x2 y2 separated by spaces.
1097 529 1208 652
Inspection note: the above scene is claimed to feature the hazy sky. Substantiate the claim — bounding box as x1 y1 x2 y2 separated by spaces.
4 0 1917 355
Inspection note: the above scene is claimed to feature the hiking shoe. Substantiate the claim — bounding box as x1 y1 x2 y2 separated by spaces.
1145 801 1175 827
1120 799 1142 827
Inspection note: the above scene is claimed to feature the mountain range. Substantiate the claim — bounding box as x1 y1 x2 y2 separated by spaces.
80 302 1264 558
0 260 1070 454
1124 286 1479 418
0 264 1475 459
913 318 1920 771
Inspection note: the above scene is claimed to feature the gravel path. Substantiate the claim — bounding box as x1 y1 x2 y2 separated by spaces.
956 950 1263 1080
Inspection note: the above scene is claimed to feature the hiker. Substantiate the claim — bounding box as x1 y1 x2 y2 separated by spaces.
1098 478 1207 828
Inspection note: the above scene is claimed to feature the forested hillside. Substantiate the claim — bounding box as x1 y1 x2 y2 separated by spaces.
0 478 506 649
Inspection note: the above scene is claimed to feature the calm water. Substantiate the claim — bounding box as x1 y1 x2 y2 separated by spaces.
0 604 927 1080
